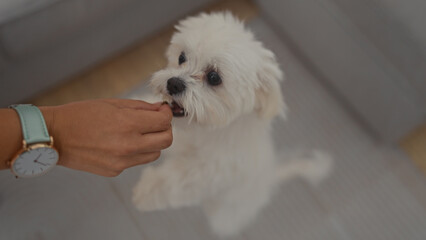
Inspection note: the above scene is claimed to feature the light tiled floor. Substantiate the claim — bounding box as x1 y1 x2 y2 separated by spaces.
2 9 426 240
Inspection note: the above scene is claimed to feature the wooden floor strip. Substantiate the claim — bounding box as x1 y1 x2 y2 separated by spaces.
400 124 426 175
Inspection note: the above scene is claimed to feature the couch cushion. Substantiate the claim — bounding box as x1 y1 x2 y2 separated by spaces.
0 0 135 59
0 0 60 24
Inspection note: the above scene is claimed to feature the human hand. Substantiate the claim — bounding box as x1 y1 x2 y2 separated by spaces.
40 99 173 177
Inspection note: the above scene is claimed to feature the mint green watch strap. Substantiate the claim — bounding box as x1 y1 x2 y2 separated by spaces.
9 104 51 144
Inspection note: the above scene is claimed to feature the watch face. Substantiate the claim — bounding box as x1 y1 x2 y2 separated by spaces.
12 147 58 178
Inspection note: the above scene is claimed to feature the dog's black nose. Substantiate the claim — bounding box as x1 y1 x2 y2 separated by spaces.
167 77 186 95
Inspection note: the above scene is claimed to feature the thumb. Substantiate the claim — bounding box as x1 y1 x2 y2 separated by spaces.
105 99 163 111
158 102 173 118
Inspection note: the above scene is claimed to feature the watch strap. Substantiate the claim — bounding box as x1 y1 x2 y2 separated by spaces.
9 104 51 145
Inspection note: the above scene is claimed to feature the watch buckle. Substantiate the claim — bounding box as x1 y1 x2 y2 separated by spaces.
22 140 28 150
48 136 54 147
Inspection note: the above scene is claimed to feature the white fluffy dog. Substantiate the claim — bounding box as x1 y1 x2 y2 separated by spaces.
132 12 332 237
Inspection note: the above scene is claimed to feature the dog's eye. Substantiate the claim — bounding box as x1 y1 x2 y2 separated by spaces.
178 52 186 65
207 71 222 86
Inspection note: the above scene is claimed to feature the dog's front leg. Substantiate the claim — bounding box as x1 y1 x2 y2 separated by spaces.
202 179 273 237
132 159 208 212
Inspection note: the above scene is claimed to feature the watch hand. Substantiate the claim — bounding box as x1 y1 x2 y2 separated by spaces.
35 154 42 161
34 159 48 166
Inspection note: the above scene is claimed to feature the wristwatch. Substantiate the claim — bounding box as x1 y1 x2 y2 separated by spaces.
8 104 59 178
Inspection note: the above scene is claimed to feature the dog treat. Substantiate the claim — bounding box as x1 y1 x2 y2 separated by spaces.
170 101 185 117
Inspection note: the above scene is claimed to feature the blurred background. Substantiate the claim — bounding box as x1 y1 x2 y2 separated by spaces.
1 0 426 239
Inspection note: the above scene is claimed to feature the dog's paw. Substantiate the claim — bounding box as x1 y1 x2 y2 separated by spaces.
132 168 167 211
276 150 333 186
132 186 155 212
132 190 164 212
300 150 333 186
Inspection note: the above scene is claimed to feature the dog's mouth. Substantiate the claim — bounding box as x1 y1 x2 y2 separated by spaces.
170 101 186 117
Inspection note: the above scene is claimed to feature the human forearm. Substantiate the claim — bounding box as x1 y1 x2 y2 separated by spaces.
0 99 172 176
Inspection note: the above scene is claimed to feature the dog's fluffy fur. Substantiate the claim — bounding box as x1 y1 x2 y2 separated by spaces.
132 12 332 237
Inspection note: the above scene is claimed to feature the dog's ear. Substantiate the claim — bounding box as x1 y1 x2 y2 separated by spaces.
255 49 286 120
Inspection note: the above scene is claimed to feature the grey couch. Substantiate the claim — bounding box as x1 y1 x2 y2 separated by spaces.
0 0 214 107
256 0 426 142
